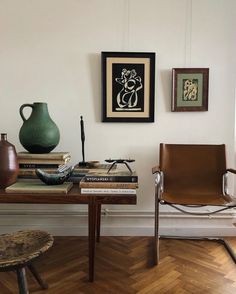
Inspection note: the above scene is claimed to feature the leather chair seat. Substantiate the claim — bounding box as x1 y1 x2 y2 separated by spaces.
162 192 232 205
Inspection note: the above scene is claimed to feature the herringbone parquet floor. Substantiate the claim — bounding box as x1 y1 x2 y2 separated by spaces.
0 236 236 294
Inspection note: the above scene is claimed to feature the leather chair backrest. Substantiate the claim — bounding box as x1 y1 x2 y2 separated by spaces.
159 144 226 195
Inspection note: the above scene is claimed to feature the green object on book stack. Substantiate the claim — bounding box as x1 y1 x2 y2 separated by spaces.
35 167 73 185
19 102 60 153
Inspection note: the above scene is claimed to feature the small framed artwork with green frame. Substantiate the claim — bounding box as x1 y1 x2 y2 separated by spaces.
171 68 209 111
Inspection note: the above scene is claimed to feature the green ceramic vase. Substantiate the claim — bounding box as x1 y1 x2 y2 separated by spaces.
19 102 60 153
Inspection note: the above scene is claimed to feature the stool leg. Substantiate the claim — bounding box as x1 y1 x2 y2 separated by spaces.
28 263 48 289
16 267 29 294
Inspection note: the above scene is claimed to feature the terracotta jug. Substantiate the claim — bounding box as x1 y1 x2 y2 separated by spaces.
0 133 19 188
19 102 60 153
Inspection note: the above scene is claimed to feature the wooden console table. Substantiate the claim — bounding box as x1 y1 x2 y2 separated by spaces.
0 184 137 282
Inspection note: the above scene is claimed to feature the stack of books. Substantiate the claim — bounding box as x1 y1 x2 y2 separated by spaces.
69 163 117 183
79 169 138 194
17 152 71 179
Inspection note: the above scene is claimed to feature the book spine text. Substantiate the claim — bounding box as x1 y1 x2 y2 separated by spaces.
84 176 138 182
81 188 136 194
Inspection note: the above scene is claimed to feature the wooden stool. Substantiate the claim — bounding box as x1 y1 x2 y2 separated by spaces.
0 230 54 294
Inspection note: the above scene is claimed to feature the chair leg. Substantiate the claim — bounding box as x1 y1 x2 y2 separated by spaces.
96 203 101 243
16 267 28 294
27 263 48 289
160 236 236 264
153 195 160 265
219 238 236 263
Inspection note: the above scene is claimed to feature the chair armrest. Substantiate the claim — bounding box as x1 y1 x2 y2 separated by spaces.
152 165 160 174
226 168 236 175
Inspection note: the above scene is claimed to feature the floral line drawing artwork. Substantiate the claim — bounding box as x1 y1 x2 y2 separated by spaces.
172 68 209 112
183 79 198 101
102 52 155 122
115 68 143 111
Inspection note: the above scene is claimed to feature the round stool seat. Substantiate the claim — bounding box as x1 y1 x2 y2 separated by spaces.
0 230 53 270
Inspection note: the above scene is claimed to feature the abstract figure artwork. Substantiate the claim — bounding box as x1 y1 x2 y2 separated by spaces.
102 52 155 122
115 69 142 110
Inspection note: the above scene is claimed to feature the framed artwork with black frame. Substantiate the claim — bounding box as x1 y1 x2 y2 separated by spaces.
102 52 155 122
172 68 209 112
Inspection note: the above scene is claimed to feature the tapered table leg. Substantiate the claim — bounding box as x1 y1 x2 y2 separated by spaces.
88 197 97 282
96 203 101 243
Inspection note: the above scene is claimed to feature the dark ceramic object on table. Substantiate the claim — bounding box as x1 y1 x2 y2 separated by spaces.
19 102 60 154
35 166 74 185
0 133 19 188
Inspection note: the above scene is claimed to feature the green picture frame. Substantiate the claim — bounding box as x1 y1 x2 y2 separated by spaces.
171 68 209 112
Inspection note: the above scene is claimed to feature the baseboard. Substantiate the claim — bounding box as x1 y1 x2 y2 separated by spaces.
0 207 235 236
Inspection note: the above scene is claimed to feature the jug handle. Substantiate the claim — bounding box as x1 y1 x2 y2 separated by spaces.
19 104 34 122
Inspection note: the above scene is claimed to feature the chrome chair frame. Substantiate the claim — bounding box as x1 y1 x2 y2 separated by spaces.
153 166 236 265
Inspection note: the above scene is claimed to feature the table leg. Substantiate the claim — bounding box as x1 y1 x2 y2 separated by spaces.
88 197 97 282
96 203 101 243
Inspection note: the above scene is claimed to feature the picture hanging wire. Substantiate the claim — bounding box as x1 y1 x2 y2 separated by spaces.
122 0 131 51
184 0 192 67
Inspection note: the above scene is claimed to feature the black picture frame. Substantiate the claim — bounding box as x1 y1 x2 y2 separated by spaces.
102 52 155 122
172 68 209 112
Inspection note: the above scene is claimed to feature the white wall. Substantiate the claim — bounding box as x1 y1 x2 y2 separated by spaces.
0 0 236 235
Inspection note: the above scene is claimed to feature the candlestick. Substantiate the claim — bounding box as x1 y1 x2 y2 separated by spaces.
79 115 87 167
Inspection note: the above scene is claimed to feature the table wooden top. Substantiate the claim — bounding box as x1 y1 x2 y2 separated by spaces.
0 184 137 205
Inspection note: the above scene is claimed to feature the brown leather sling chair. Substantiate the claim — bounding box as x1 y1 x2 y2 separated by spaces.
152 143 236 265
